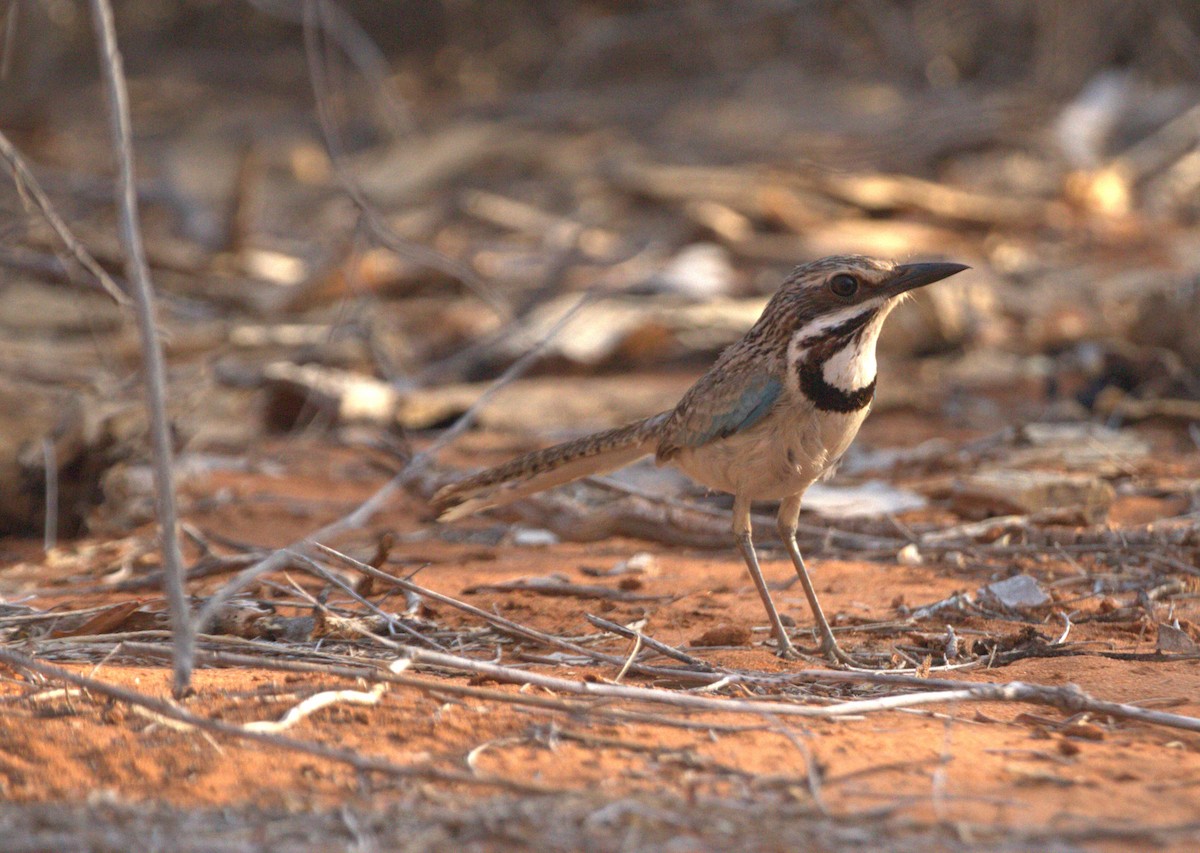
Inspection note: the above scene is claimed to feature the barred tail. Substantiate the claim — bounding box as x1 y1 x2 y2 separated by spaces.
432 414 668 521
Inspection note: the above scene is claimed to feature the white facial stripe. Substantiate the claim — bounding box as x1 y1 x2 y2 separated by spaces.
791 298 883 347
785 298 883 365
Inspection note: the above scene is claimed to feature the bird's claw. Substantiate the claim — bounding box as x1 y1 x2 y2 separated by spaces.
773 641 804 660
822 643 867 669
773 635 876 669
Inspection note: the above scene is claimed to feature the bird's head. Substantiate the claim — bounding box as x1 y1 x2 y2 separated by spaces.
758 255 969 411
769 255 969 335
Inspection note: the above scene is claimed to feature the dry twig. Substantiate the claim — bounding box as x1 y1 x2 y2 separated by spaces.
399 646 1200 733
0 129 128 305
0 646 547 793
89 0 192 697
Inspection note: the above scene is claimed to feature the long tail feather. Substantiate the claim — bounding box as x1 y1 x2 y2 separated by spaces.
432 414 667 521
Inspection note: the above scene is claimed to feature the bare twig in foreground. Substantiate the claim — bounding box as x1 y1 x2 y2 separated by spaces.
399 646 1200 733
242 682 387 734
315 544 705 680
0 128 127 304
89 0 193 697
191 289 599 636
0 647 547 794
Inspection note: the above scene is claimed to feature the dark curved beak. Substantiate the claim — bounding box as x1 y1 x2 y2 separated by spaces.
885 262 970 297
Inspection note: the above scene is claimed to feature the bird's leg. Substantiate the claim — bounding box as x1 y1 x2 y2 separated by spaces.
777 495 856 666
732 495 798 658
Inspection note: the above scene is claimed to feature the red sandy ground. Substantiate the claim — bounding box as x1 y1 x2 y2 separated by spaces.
1 409 1198 849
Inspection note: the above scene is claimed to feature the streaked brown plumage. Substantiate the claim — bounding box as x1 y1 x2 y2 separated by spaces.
434 255 968 664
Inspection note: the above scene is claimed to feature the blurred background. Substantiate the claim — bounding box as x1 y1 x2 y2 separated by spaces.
2 0 1200 538
5 6 1200 841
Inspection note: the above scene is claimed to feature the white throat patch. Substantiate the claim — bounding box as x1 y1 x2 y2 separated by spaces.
822 328 877 391
785 298 888 394
822 309 889 391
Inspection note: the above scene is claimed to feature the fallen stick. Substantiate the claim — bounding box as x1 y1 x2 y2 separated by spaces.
315 544 717 681
463 575 672 603
243 682 387 734
0 646 549 793
398 646 1200 733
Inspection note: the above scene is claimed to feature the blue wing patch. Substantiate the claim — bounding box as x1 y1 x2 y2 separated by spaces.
678 375 782 448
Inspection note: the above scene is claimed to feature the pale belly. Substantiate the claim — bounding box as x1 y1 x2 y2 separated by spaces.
668 405 870 500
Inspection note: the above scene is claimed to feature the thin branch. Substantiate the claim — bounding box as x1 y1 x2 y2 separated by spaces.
89 0 193 697
584 613 717 671
248 0 413 136
119 642 774 734
0 128 128 304
399 646 1200 733
242 682 387 733
301 0 508 319
191 289 599 635
41 438 58 553
315 544 708 680
122 641 596 714
0 647 547 793
290 552 445 650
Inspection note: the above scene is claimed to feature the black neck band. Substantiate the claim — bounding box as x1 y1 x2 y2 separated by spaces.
795 309 878 413
798 362 876 412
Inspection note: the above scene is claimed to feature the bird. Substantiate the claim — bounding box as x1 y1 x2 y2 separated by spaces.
432 255 969 665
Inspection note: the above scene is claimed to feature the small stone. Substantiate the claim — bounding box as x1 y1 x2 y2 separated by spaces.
511 528 559 547
1060 722 1105 741
613 551 659 576
980 574 1051 611
1156 622 1200 653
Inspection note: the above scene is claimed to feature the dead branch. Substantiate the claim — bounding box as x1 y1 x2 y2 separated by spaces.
122 641 595 714
315 544 705 680
0 646 549 794
249 0 413 137
120 642 772 734
290 553 444 650
463 575 672 602
399 646 1200 733
89 0 193 697
0 129 128 305
242 682 387 733
584 614 718 671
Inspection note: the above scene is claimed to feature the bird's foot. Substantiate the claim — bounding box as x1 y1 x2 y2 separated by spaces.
771 638 803 660
821 640 867 669
770 636 864 667
813 639 901 670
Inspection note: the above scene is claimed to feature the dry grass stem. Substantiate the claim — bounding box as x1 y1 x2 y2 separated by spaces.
88 0 192 696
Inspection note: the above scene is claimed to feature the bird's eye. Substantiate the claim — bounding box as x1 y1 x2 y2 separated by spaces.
829 274 858 298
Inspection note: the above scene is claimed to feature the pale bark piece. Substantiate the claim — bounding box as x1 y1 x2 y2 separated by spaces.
951 469 1115 523
1156 623 1200 654
261 363 686 433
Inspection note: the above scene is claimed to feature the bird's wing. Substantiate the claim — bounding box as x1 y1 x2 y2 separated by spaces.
656 368 782 460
